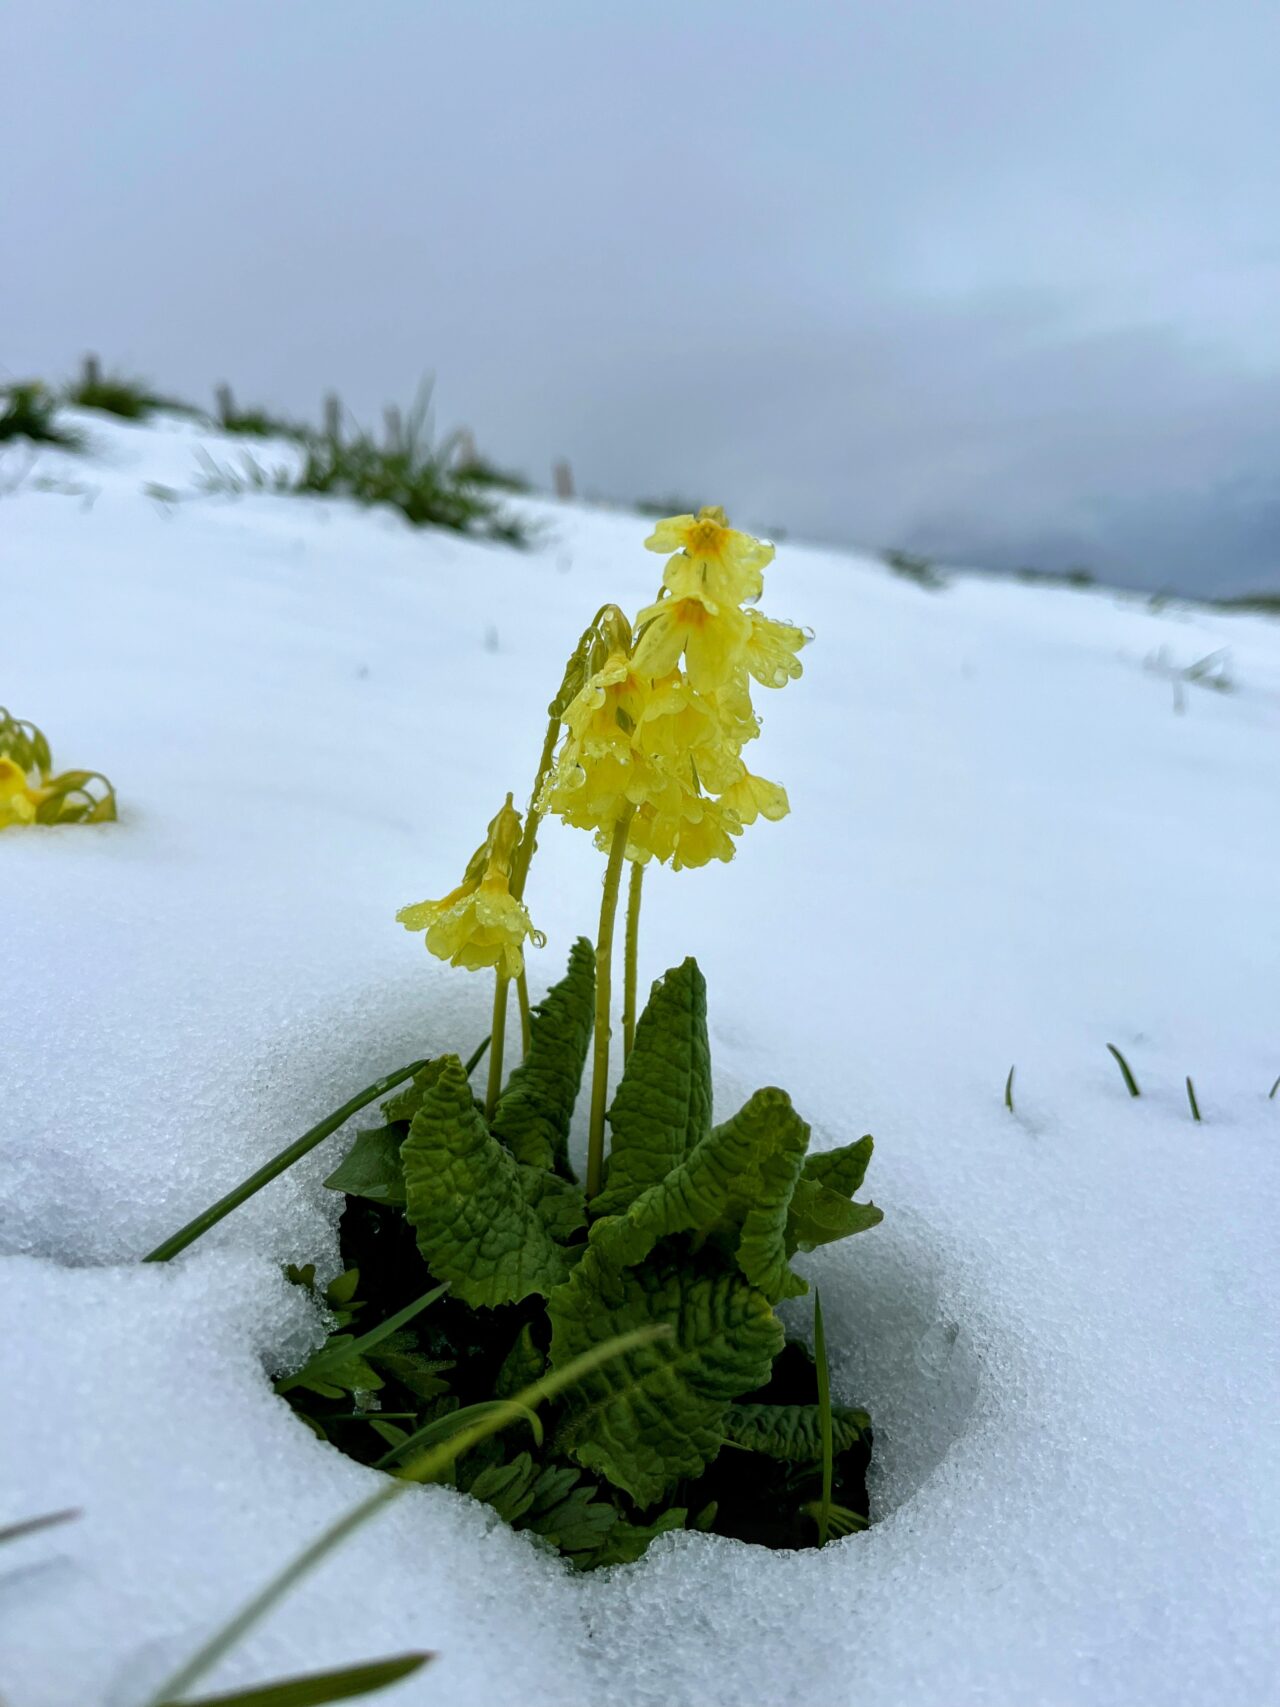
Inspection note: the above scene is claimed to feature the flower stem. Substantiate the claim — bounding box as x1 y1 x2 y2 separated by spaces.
622 859 644 1060
510 714 563 1058
485 972 510 1120
515 974 532 1058
586 807 635 1199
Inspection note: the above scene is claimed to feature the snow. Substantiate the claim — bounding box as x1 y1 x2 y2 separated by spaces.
2 409 1278 1706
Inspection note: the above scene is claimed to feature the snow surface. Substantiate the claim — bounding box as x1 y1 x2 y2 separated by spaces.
2 411 1278 1706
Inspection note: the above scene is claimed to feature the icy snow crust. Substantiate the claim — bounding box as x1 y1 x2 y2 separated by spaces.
3 413 1278 1705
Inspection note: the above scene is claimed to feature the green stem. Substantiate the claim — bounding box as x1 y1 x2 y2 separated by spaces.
485 972 510 1120
814 1289 833 1548
586 808 634 1199
510 712 565 1061
142 1059 427 1263
623 858 644 1060
516 973 532 1058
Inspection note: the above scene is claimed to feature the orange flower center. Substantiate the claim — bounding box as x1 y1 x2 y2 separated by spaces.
685 519 727 560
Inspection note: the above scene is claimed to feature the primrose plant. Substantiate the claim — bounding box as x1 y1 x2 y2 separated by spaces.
288 509 885 1563
0 707 116 828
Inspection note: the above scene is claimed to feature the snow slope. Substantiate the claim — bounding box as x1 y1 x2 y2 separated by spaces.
2 412 1278 1707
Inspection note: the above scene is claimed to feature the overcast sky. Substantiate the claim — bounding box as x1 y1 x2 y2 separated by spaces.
7 1 1280 593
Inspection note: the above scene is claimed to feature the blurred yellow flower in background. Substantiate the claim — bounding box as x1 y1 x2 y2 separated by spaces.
0 757 42 828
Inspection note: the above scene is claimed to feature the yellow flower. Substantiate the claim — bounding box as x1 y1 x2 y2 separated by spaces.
0 757 42 828
561 651 648 760
397 794 543 979
743 610 808 688
719 769 790 827
645 506 775 605
626 786 740 871
631 590 749 693
705 673 762 749
634 673 742 792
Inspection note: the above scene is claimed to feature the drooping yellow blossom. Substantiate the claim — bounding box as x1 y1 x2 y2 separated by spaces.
743 609 808 689
631 589 750 693
718 769 790 827
544 507 808 871
397 793 544 979
0 757 42 828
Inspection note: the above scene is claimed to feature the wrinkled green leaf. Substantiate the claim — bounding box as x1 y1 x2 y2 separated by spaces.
492 938 594 1174
594 958 713 1218
803 1135 873 1199
401 1056 571 1306
549 1250 783 1504
786 1179 883 1255
380 1056 448 1124
591 1086 810 1303
724 1400 870 1462
323 1127 406 1206
519 1166 586 1243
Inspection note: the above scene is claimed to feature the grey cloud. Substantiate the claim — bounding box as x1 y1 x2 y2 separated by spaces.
4 0 1278 596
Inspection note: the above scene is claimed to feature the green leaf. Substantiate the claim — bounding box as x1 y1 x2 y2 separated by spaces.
593 958 713 1218
591 1086 811 1303
466 1451 540 1523
401 1057 571 1306
325 1268 361 1310
548 1250 783 1504
322 1127 406 1207
494 1323 547 1397
525 1474 620 1558
586 1506 686 1568
803 1135 873 1199
786 1179 883 1255
157 1651 432 1706
275 1284 446 1396
723 1400 870 1462
380 1056 449 1124
519 1166 587 1243
365 1341 453 1402
492 938 595 1174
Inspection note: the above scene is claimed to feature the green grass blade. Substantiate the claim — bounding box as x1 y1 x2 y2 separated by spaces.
463 1034 491 1076
813 1289 833 1548
1185 1076 1202 1122
156 1652 431 1706
1269 1074 1279 1100
373 1399 542 1470
0 1508 80 1546
274 1283 448 1396
141 1325 670 1707
1004 1065 1015 1112
143 1060 429 1262
1106 1043 1141 1097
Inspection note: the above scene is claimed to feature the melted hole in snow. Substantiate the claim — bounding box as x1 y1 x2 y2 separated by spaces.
787 1208 981 1519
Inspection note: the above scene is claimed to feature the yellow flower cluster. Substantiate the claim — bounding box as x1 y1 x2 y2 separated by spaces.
0 757 44 828
544 508 807 869
0 707 117 828
397 793 545 979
